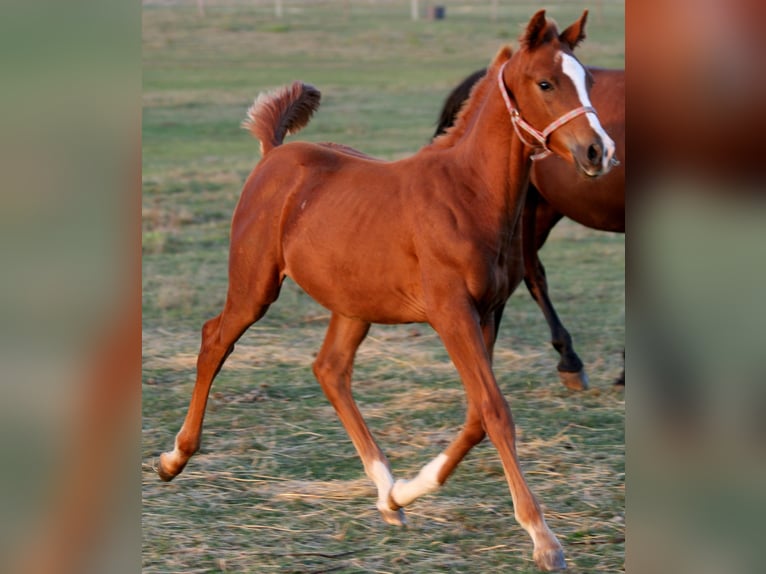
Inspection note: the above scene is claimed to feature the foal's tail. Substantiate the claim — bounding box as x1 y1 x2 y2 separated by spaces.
242 81 321 156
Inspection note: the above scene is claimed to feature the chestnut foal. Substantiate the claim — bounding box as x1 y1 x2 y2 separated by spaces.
158 11 615 570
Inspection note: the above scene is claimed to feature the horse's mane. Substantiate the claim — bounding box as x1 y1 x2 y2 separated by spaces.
431 46 513 149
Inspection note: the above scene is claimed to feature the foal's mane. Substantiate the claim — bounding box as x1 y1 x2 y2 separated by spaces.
431 46 512 149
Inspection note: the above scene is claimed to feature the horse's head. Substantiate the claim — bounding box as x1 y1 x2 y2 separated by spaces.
501 10 617 177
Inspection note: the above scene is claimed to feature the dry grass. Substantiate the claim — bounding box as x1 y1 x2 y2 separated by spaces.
143 312 624 573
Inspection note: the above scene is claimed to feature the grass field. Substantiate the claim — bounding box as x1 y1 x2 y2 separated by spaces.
142 1 625 572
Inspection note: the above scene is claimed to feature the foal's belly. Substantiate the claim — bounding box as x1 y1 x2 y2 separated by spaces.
281 227 428 324
277 168 431 324
285 262 428 325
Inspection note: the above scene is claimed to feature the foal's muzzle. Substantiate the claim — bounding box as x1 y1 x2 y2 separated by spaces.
573 131 618 178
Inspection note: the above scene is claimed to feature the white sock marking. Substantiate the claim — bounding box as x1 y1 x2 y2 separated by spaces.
369 459 395 509
391 453 448 507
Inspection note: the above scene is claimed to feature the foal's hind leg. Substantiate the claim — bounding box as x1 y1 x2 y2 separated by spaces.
390 401 484 508
158 267 283 481
312 313 405 526
389 309 502 508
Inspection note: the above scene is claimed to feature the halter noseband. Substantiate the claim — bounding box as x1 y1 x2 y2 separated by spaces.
497 60 596 161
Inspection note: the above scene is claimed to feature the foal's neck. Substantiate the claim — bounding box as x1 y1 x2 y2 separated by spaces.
457 82 532 220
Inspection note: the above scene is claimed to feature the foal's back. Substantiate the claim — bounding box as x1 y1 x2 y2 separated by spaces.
234 138 509 324
235 142 432 323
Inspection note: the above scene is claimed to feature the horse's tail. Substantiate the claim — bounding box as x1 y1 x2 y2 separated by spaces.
241 81 321 156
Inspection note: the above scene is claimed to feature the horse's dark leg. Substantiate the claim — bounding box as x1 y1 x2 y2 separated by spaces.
158 257 283 481
312 313 406 526
389 305 504 508
523 185 589 390
426 299 565 571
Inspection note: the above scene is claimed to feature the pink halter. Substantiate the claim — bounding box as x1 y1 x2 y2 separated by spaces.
497 60 596 161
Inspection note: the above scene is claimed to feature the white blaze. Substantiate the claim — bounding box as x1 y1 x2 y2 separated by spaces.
560 52 616 171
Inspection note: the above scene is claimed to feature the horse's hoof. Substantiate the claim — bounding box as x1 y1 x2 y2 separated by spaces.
533 547 567 571
558 369 589 391
378 501 407 527
157 452 181 482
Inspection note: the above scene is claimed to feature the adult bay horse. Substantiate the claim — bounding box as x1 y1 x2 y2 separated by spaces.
158 11 615 571
435 55 625 389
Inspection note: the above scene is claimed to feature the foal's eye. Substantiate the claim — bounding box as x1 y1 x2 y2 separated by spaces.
538 81 553 92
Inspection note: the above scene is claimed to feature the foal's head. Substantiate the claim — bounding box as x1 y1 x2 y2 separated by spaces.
502 10 617 176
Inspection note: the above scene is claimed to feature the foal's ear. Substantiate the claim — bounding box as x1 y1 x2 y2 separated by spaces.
560 10 588 50
522 9 549 49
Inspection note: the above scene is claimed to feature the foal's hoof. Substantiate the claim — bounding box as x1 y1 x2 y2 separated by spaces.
533 547 567 571
377 501 407 527
558 369 589 391
157 452 183 482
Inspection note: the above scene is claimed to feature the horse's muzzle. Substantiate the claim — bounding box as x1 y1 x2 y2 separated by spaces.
575 135 618 178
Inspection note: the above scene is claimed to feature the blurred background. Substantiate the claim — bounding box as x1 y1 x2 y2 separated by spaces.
627 1 766 573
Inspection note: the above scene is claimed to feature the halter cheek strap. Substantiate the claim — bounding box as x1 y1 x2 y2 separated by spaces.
497 61 597 161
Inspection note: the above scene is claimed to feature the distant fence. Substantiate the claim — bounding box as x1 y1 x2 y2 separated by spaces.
142 0 615 23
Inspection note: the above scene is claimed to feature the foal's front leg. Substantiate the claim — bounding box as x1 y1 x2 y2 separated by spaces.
313 313 405 526
430 302 566 571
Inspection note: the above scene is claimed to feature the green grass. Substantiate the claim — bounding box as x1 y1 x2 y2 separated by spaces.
143 2 624 572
